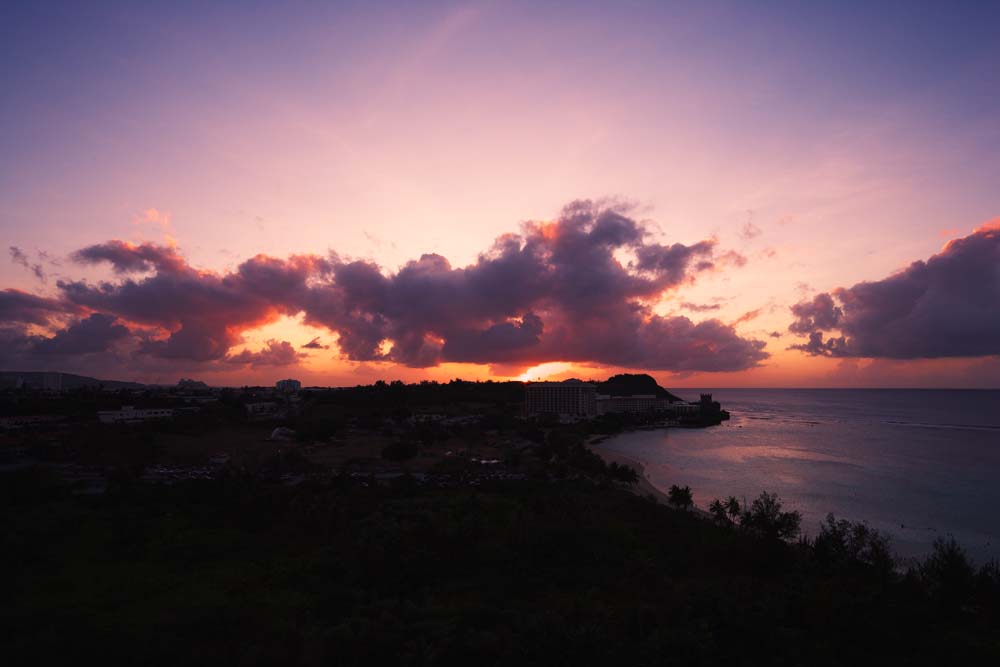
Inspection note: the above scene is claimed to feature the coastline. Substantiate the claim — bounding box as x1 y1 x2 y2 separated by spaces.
588 435 712 519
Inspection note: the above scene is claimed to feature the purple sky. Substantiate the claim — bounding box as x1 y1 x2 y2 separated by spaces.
2 1 999 386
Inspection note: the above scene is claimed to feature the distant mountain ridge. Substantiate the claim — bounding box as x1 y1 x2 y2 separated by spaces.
0 371 145 390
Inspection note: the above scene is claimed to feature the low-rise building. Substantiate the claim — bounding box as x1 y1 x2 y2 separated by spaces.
595 394 702 417
0 414 65 430
595 394 670 414
97 406 174 424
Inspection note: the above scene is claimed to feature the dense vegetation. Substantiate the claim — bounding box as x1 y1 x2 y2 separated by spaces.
4 379 997 663
4 468 999 666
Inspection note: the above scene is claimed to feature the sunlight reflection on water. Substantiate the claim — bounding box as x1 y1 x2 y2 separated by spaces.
599 389 1000 561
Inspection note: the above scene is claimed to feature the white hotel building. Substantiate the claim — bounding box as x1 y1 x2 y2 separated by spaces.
97 406 174 424
524 382 597 417
524 381 702 419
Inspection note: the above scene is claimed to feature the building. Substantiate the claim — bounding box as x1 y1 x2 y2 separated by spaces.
596 394 666 413
524 381 597 418
276 378 301 393
525 381 712 420
594 393 702 417
0 414 64 430
97 406 174 424
669 402 702 417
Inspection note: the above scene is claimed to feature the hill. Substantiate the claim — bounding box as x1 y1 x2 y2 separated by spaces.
0 371 145 391
595 373 684 402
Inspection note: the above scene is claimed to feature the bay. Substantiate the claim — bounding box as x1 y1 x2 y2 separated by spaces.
597 389 1000 561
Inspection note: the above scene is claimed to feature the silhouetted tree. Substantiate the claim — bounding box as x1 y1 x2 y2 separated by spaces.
709 496 743 526
668 485 693 510
740 491 801 541
708 498 728 524
920 537 976 608
813 513 894 576
724 496 741 522
616 464 639 485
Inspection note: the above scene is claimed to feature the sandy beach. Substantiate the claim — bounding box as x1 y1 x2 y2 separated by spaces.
589 437 712 518
589 442 671 504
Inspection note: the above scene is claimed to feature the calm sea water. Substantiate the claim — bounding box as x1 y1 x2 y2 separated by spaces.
598 389 1000 561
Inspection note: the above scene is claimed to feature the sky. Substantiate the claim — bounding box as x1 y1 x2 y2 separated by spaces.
2 0 999 388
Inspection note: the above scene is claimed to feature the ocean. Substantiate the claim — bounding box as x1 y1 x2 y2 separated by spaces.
597 389 1000 562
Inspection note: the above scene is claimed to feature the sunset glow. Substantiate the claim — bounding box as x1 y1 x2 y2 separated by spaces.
2 1 998 387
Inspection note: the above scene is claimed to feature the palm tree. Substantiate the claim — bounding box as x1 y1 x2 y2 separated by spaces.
708 499 728 524
668 484 693 510
725 496 741 524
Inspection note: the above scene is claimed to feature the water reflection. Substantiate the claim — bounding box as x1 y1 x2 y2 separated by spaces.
599 389 1000 560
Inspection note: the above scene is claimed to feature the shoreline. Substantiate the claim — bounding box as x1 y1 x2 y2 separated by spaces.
588 435 712 519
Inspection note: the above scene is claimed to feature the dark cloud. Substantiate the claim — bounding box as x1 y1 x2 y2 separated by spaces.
634 240 717 285
631 315 767 372
72 240 188 274
0 289 72 325
301 337 330 350
789 221 1000 358
302 200 763 370
33 313 130 355
226 340 305 367
0 325 38 368
788 293 842 334
9 246 28 266
441 312 545 363
680 302 722 312
0 312 131 374
768 331 783 339
9 246 46 281
60 250 329 362
3 200 767 375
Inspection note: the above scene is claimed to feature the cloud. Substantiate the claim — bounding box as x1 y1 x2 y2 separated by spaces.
9 246 28 266
303 200 764 370
440 312 545 363
0 311 132 375
71 240 188 274
33 313 130 355
302 336 330 350
0 288 73 325
3 199 768 375
718 250 748 268
9 246 46 281
731 308 762 326
788 293 842 334
226 340 305 367
740 222 762 240
679 302 722 312
61 249 330 362
789 220 1000 358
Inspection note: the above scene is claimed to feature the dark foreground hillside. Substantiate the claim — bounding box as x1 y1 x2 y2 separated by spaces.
3 470 999 666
